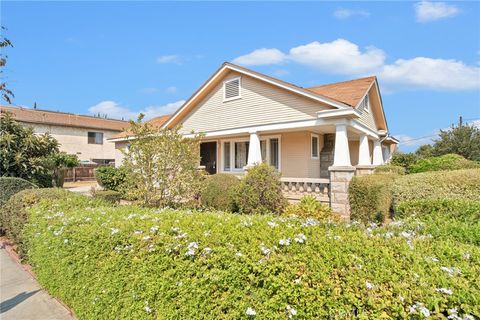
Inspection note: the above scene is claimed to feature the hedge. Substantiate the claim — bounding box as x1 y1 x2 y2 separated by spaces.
349 174 397 223
392 169 480 207
24 199 480 319
95 166 128 192
374 165 406 175
0 177 37 207
200 173 240 211
409 154 480 174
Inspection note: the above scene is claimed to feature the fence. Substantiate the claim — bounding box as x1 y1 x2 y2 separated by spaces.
64 165 98 182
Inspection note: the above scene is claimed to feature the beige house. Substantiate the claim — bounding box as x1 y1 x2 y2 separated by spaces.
1 106 129 165
110 63 398 217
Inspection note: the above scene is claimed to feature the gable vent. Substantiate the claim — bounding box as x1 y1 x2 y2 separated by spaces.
224 78 241 101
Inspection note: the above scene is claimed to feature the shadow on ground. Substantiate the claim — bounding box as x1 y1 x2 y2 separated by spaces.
0 290 40 314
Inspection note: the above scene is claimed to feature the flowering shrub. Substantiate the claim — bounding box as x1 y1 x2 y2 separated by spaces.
23 197 480 319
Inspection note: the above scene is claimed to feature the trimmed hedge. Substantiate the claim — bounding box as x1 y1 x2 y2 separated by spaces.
409 154 480 174
92 190 122 204
24 199 480 319
283 195 333 221
392 169 480 207
349 174 397 223
95 166 127 192
200 173 240 211
0 177 37 207
374 165 406 175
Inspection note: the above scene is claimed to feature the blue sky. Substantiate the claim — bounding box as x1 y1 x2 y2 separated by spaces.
2 1 479 151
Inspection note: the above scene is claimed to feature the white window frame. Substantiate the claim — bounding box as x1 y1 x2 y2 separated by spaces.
220 135 281 173
363 94 370 113
311 133 319 159
223 77 242 102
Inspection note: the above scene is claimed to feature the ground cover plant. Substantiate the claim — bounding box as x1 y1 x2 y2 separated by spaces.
24 196 480 319
408 154 479 174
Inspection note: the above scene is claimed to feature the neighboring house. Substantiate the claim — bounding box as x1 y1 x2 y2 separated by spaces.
110 62 398 217
1 106 129 165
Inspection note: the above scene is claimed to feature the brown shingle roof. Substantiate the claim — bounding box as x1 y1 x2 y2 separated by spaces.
0 106 129 131
109 114 172 140
307 76 376 107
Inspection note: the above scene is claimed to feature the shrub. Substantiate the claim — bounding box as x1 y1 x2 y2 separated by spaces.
392 169 480 207
349 173 397 223
374 164 406 175
395 199 480 245
283 195 332 220
390 152 418 172
408 154 479 174
92 190 122 204
0 177 37 207
24 199 480 319
0 188 75 256
231 163 287 214
95 166 128 192
200 173 239 211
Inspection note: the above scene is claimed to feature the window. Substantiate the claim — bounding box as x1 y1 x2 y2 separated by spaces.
269 138 279 169
88 132 103 144
311 134 319 159
223 136 280 172
234 141 249 169
223 142 231 171
223 77 241 101
363 95 369 112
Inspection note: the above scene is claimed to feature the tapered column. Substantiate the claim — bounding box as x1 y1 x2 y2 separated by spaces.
333 124 351 167
358 134 371 165
246 132 262 167
372 140 384 165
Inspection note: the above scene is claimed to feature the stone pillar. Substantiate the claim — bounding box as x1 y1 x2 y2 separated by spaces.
372 140 384 166
333 124 351 167
246 132 262 167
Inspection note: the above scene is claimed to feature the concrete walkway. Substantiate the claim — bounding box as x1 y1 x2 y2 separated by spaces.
0 248 75 320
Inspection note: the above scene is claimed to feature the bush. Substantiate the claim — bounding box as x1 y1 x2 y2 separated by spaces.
395 199 480 245
349 174 397 223
390 152 418 172
0 177 37 207
231 163 287 214
283 195 332 220
0 188 76 256
92 190 122 204
200 173 239 211
408 154 480 174
95 166 128 192
24 199 480 319
374 164 406 175
392 169 480 207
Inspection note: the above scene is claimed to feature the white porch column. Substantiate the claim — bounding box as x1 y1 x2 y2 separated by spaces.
332 124 351 167
358 134 371 166
372 140 384 165
246 131 262 167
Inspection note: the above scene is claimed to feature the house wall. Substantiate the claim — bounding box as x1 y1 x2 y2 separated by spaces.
179 71 333 134
23 122 119 162
348 140 359 166
114 141 129 167
357 91 377 131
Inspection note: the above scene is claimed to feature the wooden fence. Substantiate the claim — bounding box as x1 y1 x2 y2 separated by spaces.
64 165 98 182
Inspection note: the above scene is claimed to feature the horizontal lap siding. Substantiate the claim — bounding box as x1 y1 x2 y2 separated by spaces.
357 91 378 131
179 71 331 134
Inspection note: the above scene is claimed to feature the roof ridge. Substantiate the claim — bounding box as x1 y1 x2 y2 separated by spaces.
308 75 377 89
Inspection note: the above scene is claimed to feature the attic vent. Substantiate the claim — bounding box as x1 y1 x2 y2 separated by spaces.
363 95 369 112
224 77 241 101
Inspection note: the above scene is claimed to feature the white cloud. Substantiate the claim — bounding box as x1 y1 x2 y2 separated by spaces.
272 69 290 77
333 8 370 19
380 57 480 91
415 1 460 22
232 48 287 66
396 134 436 147
156 55 180 64
88 100 184 121
165 86 177 94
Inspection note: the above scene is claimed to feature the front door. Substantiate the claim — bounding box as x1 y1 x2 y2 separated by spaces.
200 142 217 174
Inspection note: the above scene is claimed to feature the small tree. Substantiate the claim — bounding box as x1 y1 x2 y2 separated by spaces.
415 144 435 159
122 115 203 207
432 117 480 161
42 152 79 187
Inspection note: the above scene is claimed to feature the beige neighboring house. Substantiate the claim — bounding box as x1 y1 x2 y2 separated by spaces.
110 62 399 217
1 106 129 165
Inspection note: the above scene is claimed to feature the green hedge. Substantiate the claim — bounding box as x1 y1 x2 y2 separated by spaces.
283 195 333 221
92 190 122 204
374 165 406 175
200 173 240 211
24 199 480 319
0 177 37 207
349 174 397 223
392 169 480 207
409 154 479 174
95 166 128 192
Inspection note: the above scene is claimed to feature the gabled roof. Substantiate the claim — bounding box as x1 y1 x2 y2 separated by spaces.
109 114 171 140
0 106 129 131
307 76 377 107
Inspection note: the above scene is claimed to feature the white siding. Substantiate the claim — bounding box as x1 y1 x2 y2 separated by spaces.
357 91 378 131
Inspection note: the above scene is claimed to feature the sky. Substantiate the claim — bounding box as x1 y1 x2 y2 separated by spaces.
1 1 479 152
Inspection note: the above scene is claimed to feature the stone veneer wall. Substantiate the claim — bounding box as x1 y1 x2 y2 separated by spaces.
329 167 356 220
320 134 335 178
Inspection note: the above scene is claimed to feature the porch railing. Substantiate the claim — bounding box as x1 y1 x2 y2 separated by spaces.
280 177 330 203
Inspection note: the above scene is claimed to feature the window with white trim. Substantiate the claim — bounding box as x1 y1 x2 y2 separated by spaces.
223 77 241 101
311 134 319 159
222 136 280 172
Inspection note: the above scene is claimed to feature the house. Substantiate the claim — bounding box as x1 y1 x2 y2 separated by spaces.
1 106 129 165
110 62 398 217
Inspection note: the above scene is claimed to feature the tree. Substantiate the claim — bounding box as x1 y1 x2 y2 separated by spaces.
415 144 435 159
1 26 14 104
41 152 79 187
432 117 480 161
122 115 203 207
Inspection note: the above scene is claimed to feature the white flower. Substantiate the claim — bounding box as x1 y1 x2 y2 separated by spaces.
246 307 256 317
279 238 291 246
111 228 119 235
203 247 212 255
235 251 243 257
53 227 64 236
142 236 151 241
302 218 319 227
365 281 374 290
185 242 199 257
418 306 430 317
399 295 404 302
144 301 152 313
294 233 307 244
241 220 253 227
267 221 278 228
384 232 394 238
150 225 159 233
134 230 143 234
436 288 453 295
409 302 430 317
286 305 297 318
462 252 471 260
400 231 414 239
441 266 460 276
64 239 69 244
260 244 271 256
425 256 439 262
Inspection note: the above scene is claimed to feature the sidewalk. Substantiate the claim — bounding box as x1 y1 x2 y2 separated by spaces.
0 248 75 320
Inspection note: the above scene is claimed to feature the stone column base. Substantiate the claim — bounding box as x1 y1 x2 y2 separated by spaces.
329 166 356 220
355 165 376 176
